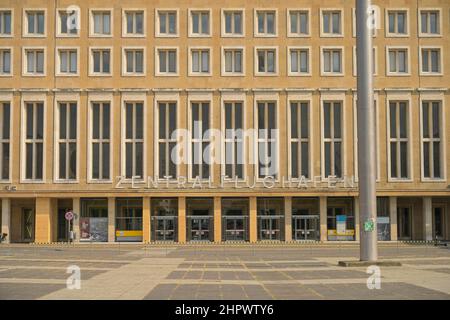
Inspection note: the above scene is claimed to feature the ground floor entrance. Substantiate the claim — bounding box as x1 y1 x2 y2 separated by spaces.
222 198 249 241
151 198 178 241
186 198 214 242
257 198 284 241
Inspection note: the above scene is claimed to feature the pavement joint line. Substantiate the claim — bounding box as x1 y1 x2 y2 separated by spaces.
158 278 400 285
0 265 116 271
173 267 363 272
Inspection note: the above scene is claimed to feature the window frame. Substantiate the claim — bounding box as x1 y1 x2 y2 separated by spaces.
287 97 312 181
254 46 279 77
0 47 12 77
154 96 180 181
287 46 311 77
122 9 146 38
353 46 378 76
121 99 146 181
320 99 345 180
385 8 410 37
386 46 411 76
287 8 311 38
20 98 46 183
87 99 113 183
352 7 378 37
254 9 278 37
0 9 14 37
221 98 246 181
418 8 442 37
155 46 179 77
419 95 446 182
89 8 113 38
54 98 80 183
221 8 245 38
188 8 212 38
386 96 413 182
23 8 46 38
188 46 212 77
320 46 345 76
221 46 245 76
22 46 46 77
320 8 344 38
56 7 81 38
55 46 79 77
121 46 146 77
0 99 12 183
188 98 213 182
155 9 179 37
89 46 113 77
419 46 443 76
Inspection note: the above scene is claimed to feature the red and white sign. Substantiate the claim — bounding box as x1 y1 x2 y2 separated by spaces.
65 211 74 221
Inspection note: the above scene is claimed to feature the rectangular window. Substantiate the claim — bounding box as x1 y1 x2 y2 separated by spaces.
223 10 243 36
24 102 44 181
353 47 377 76
0 102 10 180
256 49 276 74
223 48 243 74
322 48 342 74
124 11 144 35
0 10 12 35
58 10 79 35
322 10 342 35
323 102 343 178
90 102 110 180
91 49 111 74
26 10 45 35
158 102 177 179
157 49 177 74
92 11 111 36
420 10 440 35
57 102 77 180
224 102 244 179
289 48 309 75
157 11 177 36
256 11 276 36
387 10 407 35
422 101 442 179
257 102 277 178
58 49 77 75
388 48 409 74
25 49 44 75
389 101 409 179
191 102 210 179
124 49 144 75
0 49 11 75
190 10 210 36
124 102 144 179
421 48 441 74
289 10 309 36
191 49 210 74
290 102 309 179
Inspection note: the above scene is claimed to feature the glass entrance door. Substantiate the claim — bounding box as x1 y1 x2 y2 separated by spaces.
433 206 445 240
259 216 281 240
398 207 412 240
293 216 319 240
21 208 35 242
57 208 70 241
223 216 246 241
191 216 210 241
154 216 176 241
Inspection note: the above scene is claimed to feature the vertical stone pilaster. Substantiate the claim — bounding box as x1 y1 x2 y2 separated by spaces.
178 197 186 243
354 197 360 241
108 197 115 242
423 197 433 241
319 196 327 241
389 197 398 241
1 199 11 243
284 197 292 242
214 197 221 243
143 197 151 243
249 196 257 243
72 197 81 242
35 198 52 243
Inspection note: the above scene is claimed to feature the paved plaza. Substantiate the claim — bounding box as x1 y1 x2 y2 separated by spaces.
0 243 449 300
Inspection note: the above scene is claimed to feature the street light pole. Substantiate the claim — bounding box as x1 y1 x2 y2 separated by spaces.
356 0 378 261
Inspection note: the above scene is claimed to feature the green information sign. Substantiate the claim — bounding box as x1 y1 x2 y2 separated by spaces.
364 220 375 232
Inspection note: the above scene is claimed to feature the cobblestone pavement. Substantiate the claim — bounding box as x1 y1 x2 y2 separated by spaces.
0 243 449 300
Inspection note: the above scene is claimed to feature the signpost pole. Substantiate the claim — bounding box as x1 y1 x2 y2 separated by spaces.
356 0 378 261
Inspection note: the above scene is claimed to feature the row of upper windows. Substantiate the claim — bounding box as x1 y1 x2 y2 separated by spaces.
0 98 445 183
0 46 444 77
0 8 445 38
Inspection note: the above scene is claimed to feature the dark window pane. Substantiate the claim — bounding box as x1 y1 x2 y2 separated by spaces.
59 103 67 139
26 103 34 139
102 143 110 179
169 103 176 135
92 143 99 179
301 142 309 178
1 142 9 179
333 103 341 138
324 142 331 177
69 103 77 139
126 103 133 139
433 141 440 178
422 102 429 138
36 143 43 179
92 103 100 139
389 103 397 138
135 142 143 178
169 142 177 178
390 142 397 178
36 103 44 139
26 143 33 179
159 143 166 177
423 142 430 178
432 103 440 138
159 103 166 139
290 103 298 139
400 142 408 178
126 143 132 178
102 103 110 139
301 103 308 138
291 142 298 178
2 103 10 139
69 142 76 179
59 143 66 179
136 103 143 139
334 142 342 177
324 103 331 138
